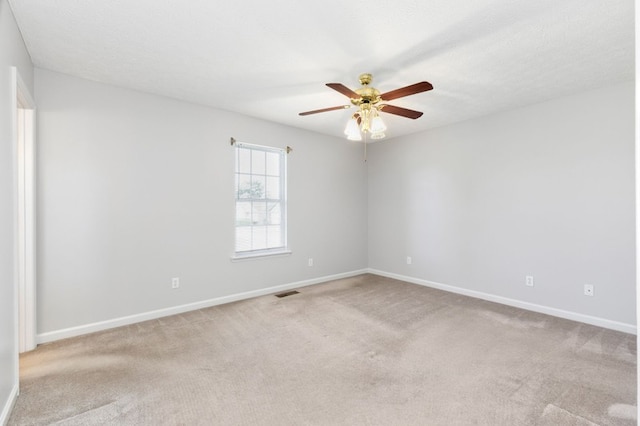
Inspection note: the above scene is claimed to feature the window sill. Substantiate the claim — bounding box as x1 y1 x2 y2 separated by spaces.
231 249 292 262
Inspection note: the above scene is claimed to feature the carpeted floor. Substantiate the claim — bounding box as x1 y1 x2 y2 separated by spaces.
8 274 637 425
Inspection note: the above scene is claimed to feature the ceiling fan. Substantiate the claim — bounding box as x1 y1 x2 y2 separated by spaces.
299 73 433 141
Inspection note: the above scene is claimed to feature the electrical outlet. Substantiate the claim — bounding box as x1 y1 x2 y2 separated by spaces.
525 276 534 287
406 256 412 265
172 277 180 289
308 258 313 267
584 284 594 296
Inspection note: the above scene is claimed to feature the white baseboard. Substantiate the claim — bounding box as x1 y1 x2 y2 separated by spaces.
35 267 636 344
0 383 18 426
36 269 368 344
368 269 637 335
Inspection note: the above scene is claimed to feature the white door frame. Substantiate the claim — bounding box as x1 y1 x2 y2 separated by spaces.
12 67 36 353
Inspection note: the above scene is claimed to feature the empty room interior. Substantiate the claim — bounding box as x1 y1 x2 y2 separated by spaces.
0 0 637 425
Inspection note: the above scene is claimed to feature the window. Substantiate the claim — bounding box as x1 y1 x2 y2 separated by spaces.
234 142 288 258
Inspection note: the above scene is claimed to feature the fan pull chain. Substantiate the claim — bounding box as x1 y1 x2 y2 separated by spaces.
364 133 368 162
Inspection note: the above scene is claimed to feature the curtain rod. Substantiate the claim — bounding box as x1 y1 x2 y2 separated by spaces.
230 137 292 154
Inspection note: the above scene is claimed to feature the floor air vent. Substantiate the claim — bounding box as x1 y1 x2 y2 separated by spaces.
275 290 300 298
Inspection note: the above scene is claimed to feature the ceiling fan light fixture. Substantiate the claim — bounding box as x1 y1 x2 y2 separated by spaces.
345 107 387 140
371 131 386 140
370 110 387 134
344 116 362 141
358 107 371 133
346 131 362 141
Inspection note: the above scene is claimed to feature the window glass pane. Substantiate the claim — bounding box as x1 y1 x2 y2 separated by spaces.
251 150 266 175
266 203 281 225
252 175 266 199
266 152 280 176
238 148 251 174
252 226 267 250
266 225 282 247
236 201 252 225
252 201 267 225
265 176 280 199
234 144 286 255
237 174 252 199
236 226 252 252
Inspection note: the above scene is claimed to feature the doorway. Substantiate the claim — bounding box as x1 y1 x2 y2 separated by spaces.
13 67 36 353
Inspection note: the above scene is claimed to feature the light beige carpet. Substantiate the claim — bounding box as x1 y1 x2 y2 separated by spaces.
9 274 637 425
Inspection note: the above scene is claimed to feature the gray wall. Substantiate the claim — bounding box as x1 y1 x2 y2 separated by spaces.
35 68 368 335
0 0 33 420
368 81 635 326
32 71 638 335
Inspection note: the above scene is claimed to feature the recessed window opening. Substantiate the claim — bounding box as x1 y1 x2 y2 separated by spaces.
234 142 288 258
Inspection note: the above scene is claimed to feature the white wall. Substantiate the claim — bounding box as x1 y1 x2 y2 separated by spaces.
0 0 33 422
368 81 635 328
34 69 368 336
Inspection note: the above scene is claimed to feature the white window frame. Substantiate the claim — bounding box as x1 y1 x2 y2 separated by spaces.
232 142 289 260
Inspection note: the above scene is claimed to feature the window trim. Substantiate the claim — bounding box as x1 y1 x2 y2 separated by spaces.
230 248 292 262
232 141 289 260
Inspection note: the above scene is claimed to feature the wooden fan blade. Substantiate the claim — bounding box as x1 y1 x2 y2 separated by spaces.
380 81 433 101
379 104 423 119
326 83 361 99
299 105 350 116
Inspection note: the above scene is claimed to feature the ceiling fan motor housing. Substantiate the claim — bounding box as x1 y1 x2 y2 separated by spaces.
352 74 381 106
351 88 381 106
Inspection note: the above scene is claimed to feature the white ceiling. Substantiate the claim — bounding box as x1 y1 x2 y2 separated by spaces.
8 0 635 140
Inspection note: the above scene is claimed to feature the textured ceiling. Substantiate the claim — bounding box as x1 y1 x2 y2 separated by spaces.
8 0 635 140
